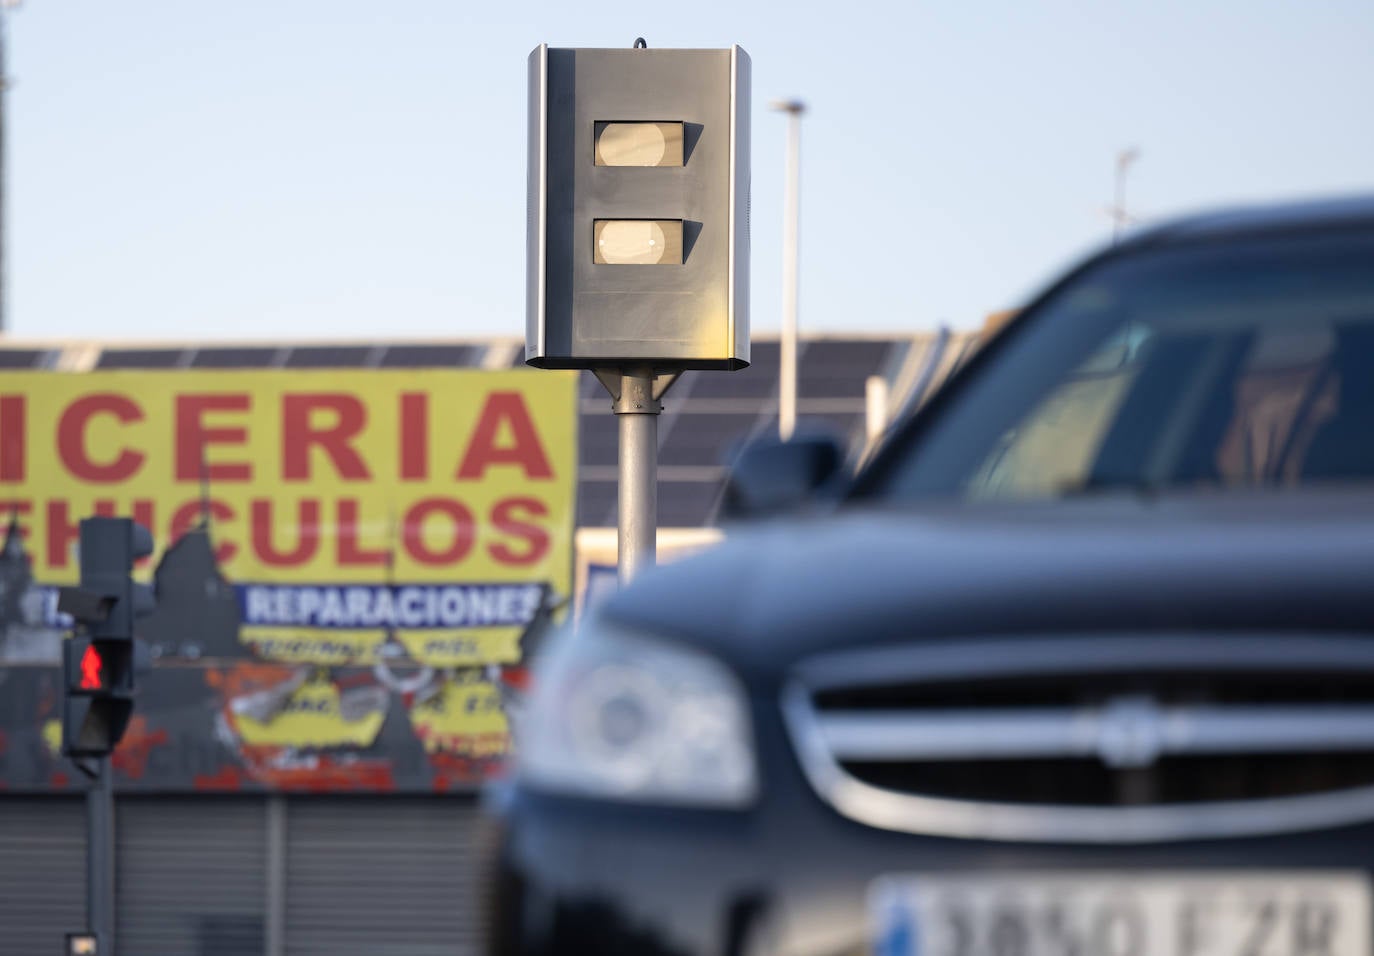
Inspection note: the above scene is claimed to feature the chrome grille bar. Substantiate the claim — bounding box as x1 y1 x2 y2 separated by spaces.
819 701 1374 767
783 633 1374 843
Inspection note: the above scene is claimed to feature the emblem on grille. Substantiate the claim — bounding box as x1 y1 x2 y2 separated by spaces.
1094 695 1166 768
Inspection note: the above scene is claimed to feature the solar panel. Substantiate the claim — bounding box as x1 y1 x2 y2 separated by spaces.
379 345 477 367
687 341 780 399
190 347 282 368
798 340 893 397
578 480 726 529
576 480 618 528
658 413 763 468
0 350 48 368
284 346 375 368
96 349 187 369
568 337 910 527
659 480 723 528
579 412 619 467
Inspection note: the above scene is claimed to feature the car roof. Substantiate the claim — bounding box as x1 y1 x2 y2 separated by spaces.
1121 193 1374 249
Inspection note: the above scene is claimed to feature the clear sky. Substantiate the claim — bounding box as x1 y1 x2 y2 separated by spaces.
7 0 1373 342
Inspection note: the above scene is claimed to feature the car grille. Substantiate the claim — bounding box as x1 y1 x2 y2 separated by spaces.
782 634 1374 843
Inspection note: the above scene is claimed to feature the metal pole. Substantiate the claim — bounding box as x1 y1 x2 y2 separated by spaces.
773 100 805 440
615 367 659 585
87 757 116 951
0 1 10 335
265 796 287 956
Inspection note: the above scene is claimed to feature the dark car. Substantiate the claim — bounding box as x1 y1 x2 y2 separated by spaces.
486 195 1374 956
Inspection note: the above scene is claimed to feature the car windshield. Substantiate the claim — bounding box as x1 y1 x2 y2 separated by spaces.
861 228 1374 501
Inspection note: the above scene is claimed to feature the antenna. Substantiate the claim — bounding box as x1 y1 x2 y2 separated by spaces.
1108 147 1141 243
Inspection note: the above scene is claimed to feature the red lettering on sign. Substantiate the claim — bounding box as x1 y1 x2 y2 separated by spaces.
0 396 24 482
57 394 146 482
455 392 553 480
170 499 238 565
176 395 252 482
282 394 370 481
337 499 388 566
46 500 81 568
250 499 320 566
402 498 475 565
132 499 155 535
487 497 550 566
399 393 427 481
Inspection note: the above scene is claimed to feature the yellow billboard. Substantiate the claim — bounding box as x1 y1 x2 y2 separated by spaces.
1 369 577 667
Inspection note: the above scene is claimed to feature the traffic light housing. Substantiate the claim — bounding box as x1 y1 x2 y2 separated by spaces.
59 517 155 759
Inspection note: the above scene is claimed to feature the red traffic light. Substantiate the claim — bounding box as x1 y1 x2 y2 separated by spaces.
79 644 105 691
63 637 129 698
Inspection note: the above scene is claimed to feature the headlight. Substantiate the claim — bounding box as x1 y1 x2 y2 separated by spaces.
516 616 757 808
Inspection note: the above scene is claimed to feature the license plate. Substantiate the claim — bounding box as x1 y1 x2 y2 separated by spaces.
869 873 1371 956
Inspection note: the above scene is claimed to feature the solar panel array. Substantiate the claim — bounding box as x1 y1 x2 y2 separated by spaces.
0 334 978 527
90 343 485 370
577 338 913 526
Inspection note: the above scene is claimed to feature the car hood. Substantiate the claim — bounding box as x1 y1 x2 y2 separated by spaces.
600 490 1374 681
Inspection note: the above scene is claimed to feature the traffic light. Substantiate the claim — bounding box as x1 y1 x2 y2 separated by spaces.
58 517 155 758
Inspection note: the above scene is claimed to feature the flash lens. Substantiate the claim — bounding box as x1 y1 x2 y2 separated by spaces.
594 220 684 265
67 935 99 956
595 122 685 167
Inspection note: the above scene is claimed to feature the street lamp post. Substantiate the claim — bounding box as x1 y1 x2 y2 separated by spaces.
0 0 20 336
772 99 805 440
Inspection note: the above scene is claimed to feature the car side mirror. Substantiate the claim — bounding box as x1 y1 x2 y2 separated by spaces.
718 432 846 521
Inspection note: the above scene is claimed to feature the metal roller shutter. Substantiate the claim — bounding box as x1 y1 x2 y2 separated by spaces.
0 796 86 953
116 797 267 956
285 797 485 956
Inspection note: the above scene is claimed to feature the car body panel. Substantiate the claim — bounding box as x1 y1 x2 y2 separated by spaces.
486 194 1374 956
604 492 1374 682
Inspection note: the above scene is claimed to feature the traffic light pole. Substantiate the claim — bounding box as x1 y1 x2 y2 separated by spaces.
84 756 116 952
595 367 680 586
59 515 154 954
